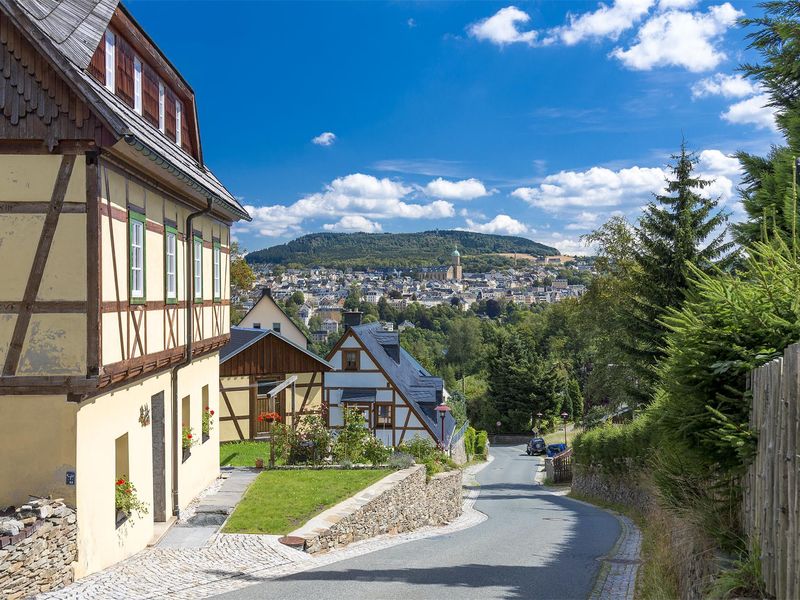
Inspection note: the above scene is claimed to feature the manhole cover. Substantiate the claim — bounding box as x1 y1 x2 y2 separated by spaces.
279 535 306 550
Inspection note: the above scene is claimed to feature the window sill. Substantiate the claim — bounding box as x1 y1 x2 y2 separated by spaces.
130 298 147 305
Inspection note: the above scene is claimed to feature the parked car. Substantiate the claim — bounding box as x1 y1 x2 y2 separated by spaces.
526 437 546 455
546 443 567 457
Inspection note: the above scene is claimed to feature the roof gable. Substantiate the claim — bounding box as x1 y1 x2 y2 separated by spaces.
220 327 332 376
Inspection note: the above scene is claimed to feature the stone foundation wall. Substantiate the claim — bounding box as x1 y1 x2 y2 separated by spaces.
294 465 463 554
450 436 468 465
572 466 718 600
0 499 77 599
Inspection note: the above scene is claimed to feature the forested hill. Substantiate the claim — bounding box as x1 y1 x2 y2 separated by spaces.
245 231 560 269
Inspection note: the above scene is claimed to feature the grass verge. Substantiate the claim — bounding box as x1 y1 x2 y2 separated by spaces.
220 441 283 467
569 490 680 600
543 426 582 447
223 469 389 534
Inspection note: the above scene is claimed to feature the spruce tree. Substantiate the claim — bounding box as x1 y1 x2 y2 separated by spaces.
624 143 733 401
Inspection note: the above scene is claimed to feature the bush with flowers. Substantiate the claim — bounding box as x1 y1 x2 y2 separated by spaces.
202 406 215 439
115 476 148 520
256 411 281 423
182 425 196 450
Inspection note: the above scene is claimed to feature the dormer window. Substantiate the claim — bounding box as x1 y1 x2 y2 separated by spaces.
104 30 115 92
176 100 182 147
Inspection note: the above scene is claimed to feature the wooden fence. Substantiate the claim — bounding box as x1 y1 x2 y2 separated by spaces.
743 343 800 600
553 448 573 484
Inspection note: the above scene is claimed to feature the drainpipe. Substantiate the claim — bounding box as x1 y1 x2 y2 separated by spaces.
170 198 212 517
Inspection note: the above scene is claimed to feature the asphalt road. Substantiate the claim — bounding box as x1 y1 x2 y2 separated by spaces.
214 445 621 600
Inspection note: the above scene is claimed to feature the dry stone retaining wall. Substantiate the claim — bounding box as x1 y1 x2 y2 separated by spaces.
293 465 463 554
0 499 77 599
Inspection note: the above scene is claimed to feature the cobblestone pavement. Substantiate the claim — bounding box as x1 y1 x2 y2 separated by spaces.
39 459 493 600
586 510 642 600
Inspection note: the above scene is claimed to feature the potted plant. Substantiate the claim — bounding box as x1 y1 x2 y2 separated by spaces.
182 426 195 462
202 406 214 443
256 411 281 424
115 477 148 526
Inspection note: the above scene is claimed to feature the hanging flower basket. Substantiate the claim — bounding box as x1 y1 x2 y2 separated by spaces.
202 407 215 442
115 477 148 526
257 412 281 424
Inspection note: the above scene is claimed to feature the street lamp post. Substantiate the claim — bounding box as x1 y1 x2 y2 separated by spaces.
536 412 543 436
561 412 569 447
435 402 451 449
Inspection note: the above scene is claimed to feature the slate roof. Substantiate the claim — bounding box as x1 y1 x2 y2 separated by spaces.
350 323 456 441
341 388 377 403
3 0 249 222
220 327 333 369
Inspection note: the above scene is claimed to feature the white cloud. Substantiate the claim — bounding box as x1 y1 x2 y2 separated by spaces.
547 0 653 46
323 216 383 233
721 93 778 131
565 211 602 230
468 6 537 46
423 178 491 201
237 173 454 238
698 149 740 178
464 214 530 235
658 0 698 9
537 232 593 256
311 132 336 146
611 3 743 72
692 73 758 99
513 165 667 210
513 151 740 214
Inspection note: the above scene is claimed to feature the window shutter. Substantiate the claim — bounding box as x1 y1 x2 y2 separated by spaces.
116 37 135 107
142 65 159 127
88 33 105 83
165 88 177 141
181 104 193 155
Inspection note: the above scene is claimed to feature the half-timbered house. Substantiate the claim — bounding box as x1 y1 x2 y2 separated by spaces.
325 317 457 447
219 327 332 442
0 0 249 576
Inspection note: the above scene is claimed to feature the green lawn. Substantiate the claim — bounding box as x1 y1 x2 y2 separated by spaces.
544 425 582 447
220 441 279 467
223 469 389 534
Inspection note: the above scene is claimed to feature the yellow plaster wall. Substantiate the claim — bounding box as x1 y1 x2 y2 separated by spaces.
219 375 250 442
74 352 220 577
0 214 43 299
17 313 86 376
0 155 84 203
39 213 87 301
239 299 307 348
0 395 77 507
0 314 17 368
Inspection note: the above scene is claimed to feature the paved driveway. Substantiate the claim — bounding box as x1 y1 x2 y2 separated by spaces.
214 445 621 600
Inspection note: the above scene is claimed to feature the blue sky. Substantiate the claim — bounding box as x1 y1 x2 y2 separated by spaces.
128 0 780 255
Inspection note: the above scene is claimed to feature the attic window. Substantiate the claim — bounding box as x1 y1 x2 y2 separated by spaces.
133 56 142 114
158 82 165 133
175 100 182 147
272 323 281 333
104 30 116 92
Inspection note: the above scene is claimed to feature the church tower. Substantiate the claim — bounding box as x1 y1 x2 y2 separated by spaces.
451 246 462 281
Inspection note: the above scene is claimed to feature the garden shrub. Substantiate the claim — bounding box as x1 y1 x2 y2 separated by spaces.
362 435 391 466
464 426 476 458
475 430 488 457
572 408 657 476
398 437 437 463
387 451 414 469
333 407 372 463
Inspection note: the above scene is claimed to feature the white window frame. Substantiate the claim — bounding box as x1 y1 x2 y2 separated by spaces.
193 238 203 301
104 30 116 92
158 81 165 133
133 56 143 114
165 230 177 302
130 218 144 300
176 99 182 146
213 243 221 300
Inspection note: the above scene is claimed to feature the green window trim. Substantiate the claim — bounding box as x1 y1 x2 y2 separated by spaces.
164 225 178 305
128 210 147 304
212 241 221 303
193 235 203 304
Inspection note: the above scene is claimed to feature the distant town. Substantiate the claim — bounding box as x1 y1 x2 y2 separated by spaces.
235 250 594 343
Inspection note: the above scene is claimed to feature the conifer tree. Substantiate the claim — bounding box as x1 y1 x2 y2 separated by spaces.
624 143 733 401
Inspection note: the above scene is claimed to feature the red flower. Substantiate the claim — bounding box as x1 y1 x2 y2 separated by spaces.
210 410 214 416
116 479 125 486
187 434 193 439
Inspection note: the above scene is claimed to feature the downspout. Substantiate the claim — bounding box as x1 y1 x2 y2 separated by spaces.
170 198 212 517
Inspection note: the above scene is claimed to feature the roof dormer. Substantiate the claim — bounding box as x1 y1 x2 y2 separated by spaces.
87 5 201 163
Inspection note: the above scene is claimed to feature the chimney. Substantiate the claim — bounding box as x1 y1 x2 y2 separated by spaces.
343 311 363 331
261 287 272 299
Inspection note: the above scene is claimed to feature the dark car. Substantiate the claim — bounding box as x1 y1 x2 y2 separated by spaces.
546 443 568 457
526 437 546 455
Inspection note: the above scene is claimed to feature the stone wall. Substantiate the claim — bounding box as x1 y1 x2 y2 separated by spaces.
450 435 468 465
0 499 77 599
292 465 463 554
572 466 718 600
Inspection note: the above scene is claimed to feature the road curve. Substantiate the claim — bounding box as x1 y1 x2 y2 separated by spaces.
213 445 621 600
